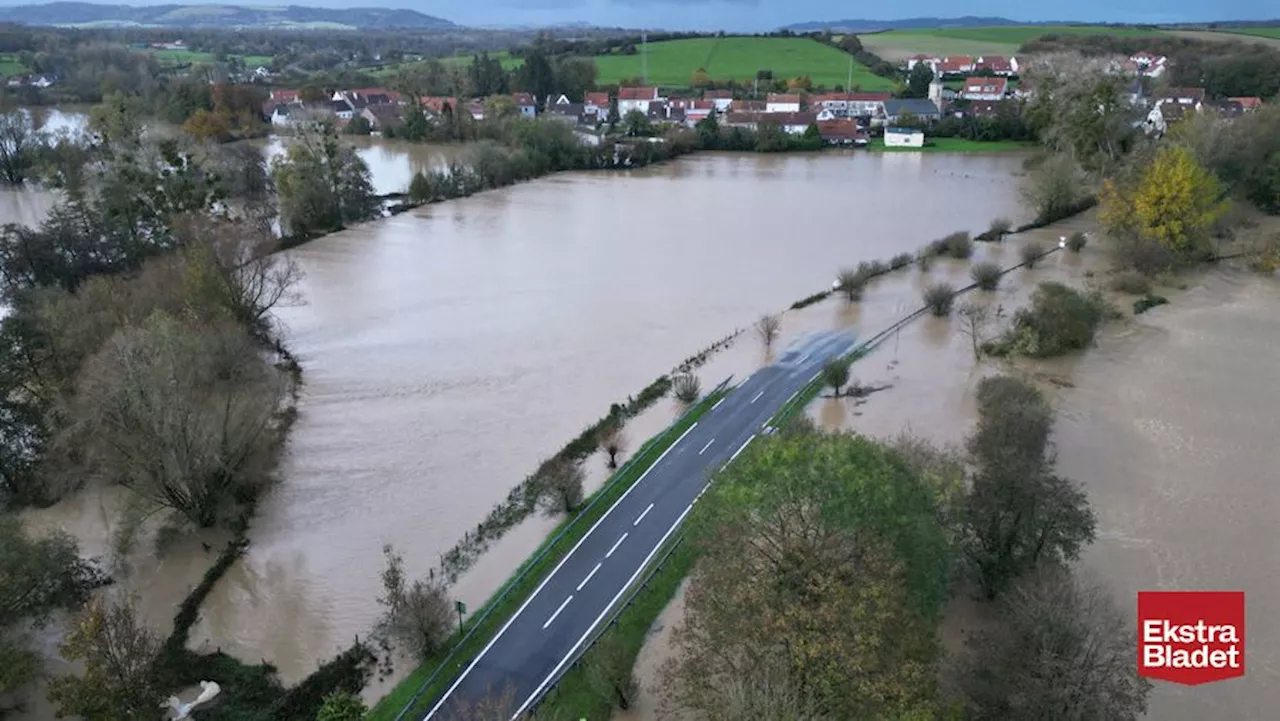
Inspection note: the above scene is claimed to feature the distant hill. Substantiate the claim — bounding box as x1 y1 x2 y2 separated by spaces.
783 16 1022 32
0 2 456 29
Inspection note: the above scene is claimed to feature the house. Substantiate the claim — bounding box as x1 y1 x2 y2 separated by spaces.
421 96 459 116
683 101 715 126
765 93 801 113
1129 52 1168 77
882 99 941 125
974 56 1016 76
584 91 610 120
512 92 537 117
935 56 975 76
544 93 571 107
810 92 892 118
361 104 403 132
270 104 294 126
884 127 925 147
1215 100 1246 119
723 111 815 134
618 87 662 115
1146 102 1186 135
1122 78 1146 107
960 77 1009 101
250 66 272 80
1158 87 1205 113
29 75 54 89
1229 96 1263 112
905 54 939 71
703 89 734 111
731 99 765 112
817 119 868 146
466 100 486 120
546 102 586 124
330 98 356 120
965 100 1008 118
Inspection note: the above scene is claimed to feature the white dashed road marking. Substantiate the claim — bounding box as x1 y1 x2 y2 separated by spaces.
698 438 715 455
543 595 573 629
606 532 628 558
576 563 601 592
633 503 654 526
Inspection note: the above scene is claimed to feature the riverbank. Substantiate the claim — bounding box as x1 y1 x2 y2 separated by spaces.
869 137 1039 153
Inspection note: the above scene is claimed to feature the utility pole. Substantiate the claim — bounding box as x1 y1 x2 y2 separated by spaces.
641 30 648 86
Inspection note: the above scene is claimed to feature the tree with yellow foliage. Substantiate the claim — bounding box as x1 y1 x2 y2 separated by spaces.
1099 144 1228 261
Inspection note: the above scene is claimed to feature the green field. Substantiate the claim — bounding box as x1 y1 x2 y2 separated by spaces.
0 53 28 77
371 51 523 78
146 49 274 67
591 36 894 90
859 25 1168 62
1224 27 1280 39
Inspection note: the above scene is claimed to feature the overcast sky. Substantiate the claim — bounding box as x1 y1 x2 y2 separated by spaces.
3 0 1275 30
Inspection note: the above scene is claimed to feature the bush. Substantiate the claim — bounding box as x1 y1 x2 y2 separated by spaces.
917 251 933 271
835 268 865 301
890 252 914 269
822 358 850 396
988 217 1012 238
1108 271 1151 295
1066 231 1088 252
923 282 956 317
1133 294 1169 315
790 290 830 309
1021 241 1046 268
944 231 974 259
970 262 1002 291
988 282 1108 358
927 238 950 256
673 374 701 403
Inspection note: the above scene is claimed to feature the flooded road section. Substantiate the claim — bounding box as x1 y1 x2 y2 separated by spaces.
194 150 1028 685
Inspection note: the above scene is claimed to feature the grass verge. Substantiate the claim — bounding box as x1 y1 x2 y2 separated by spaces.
869 137 1037 153
368 386 730 721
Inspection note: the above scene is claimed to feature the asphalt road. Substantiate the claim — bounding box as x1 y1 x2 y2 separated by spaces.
423 329 858 720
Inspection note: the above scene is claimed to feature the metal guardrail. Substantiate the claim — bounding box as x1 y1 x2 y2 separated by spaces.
391 376 734 721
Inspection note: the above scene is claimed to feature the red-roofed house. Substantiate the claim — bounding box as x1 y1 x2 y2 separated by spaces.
765 93 801 113
511 92 537 117
270 89 299 103
731 99 765 112
702 89 734 111
975 56 1015 76
618 87 662 115
584 91 610 120
421 96 458 116
1230 96 1263 112
906 54 940 71
810 92 891 118
960 77 1009 101
817 119 868 145
936 56 975 76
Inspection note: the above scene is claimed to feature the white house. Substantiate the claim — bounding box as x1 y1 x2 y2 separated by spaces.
270 104 294 126
703 90 734 111
765 93 801 113
583 92 610 122
810 92 891 118
512 92 537 117
960 77 1009 101
618 87 662 116
905 54 940 71
884 127 925 147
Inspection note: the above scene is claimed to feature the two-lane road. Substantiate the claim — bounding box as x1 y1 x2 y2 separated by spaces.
425 330 858 720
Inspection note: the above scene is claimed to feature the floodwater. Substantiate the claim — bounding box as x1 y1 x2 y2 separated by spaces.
623 213 1280 720
258 135 473 197
189 149 1030 690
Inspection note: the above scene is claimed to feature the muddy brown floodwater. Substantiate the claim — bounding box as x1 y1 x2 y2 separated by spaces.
184 148 1029 692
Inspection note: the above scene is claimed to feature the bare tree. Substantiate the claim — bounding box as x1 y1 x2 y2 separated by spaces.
375 545 454 662
957 301 995 361
537 458 585 515
960 566 1151 721
47 594 163 719
64 311 287 529
442 684 532 720
755 313 781 348
598 422 628 470
672 374 701 404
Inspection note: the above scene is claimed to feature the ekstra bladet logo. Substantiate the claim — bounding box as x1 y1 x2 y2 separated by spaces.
1137 591 1245 685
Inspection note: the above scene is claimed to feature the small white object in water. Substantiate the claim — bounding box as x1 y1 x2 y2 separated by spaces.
164 681 222 719
1058 236 1067 249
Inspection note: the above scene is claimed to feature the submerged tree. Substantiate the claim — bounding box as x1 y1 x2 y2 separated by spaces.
755 313 781 349
537 458 585 514
47 594 163 719
375 544 454 662
271 120 378 237
598 422 628 470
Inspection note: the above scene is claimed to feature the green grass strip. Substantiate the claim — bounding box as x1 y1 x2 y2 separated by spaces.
369 386 730 721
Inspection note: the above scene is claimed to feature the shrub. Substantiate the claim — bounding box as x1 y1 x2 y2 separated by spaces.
970 262 1002 291
923 282 956 317
1133 294 1169 315
917 251 933 272
1066 231 1088 252
673 374 701 403
890 252 914 269
835 268 865 301
822 358 850 396
988 217 1012 239
927 238 950 256
867 259 889 276
1108 271 1151 295
1021 241 1046 268
790 291 830 309
944 231 974 259
988 282 1108 358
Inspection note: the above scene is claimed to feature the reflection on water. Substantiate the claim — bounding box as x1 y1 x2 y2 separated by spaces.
257 136 473 196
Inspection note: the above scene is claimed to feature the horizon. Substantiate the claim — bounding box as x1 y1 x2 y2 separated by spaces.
0 0 1275 31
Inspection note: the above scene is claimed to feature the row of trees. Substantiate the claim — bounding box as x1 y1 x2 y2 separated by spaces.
656 376 1149 719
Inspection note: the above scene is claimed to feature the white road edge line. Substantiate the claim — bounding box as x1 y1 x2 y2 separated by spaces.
783 388 800 407
798 352 810 363
542 595 573 630
512 501 696 719
750 390 765 404
576 562 602 592
729 435 756 464
633 503 654 526
710 397 726 411
606 532 628 558
698 438 715 455
421 419 700 720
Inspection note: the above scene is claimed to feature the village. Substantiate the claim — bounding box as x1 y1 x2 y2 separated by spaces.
260 47 1265 150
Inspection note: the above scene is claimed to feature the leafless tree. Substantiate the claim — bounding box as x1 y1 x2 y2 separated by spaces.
957 301 996 361
672 374 701 404
959 566 1151 721
598 422 628 470
442 684 533 720
755 313 781 348
63 311 286 529
537 458 585 515
375 544 454 662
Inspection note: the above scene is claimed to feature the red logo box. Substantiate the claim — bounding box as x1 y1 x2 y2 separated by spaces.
1137 591 1245 685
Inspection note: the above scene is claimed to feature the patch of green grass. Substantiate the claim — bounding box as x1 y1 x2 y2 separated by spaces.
373 51 523 78
869 137 1037 152
591 36 893 90
0 53 27 77
144 49 276 67
858 25 1167 62
367 386 729 721
1217 27 1280 40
